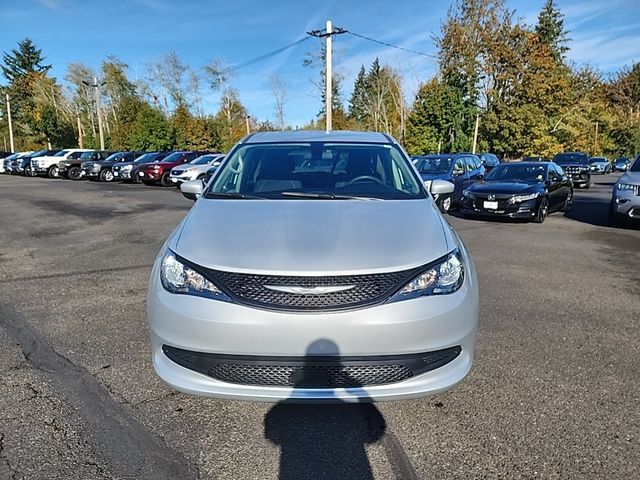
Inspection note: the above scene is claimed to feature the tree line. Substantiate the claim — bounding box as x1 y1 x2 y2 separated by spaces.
1 0 639 159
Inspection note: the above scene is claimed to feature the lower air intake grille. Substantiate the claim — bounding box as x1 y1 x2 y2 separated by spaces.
163 345 462 388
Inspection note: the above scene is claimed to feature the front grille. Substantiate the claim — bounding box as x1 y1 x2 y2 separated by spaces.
172 169 184 175
204 266 421 311
163 345 462 388
634 185 640 196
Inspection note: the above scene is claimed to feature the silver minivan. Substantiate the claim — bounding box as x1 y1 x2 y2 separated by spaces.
148 131 479 402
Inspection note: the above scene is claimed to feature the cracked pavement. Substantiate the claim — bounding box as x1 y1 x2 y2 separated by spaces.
0 173 638 479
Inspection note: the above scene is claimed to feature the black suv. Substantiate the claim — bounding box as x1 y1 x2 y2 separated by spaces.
81 151 143 182
552 152 591 189
59 151 113 180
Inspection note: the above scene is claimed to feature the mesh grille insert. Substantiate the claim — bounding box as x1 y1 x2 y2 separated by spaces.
205 268 418 311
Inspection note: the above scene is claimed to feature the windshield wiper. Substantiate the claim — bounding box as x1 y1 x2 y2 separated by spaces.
206 191 264 199
280 191 382 201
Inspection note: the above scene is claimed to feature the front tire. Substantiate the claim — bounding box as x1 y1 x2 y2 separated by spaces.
437 195 452 214
534 197 549 223
561 190 573 212
47 165 59 178
68 166 82 180
159 171 171 187
99 169 114 182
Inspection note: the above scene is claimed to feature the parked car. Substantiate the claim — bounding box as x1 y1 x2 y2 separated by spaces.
614 157 631 172
0 151 11 172
413 153 485 212
522 156 548 162
12 150 49 175
460 161 572 223
478 153 501 172
135 151 208 186
169 154 223 185
589 157 612 174
552 152 591 188
58 150 112 180
112 151 169 182
3 152 31 174
150 130 477 402
31 149 93 178
609 156 640 226
81 151 143 182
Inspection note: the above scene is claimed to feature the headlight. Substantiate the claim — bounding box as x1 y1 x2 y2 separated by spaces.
509 193 539 203
160 250 229 301
617 183 636 191
388 250 464 302
65 162 71 166
462 189 475 198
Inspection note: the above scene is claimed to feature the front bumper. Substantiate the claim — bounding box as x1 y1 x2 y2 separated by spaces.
81 167 100 178
170 172 197 184
147 251 479 402
137 170 161 180
612 190 640 219
460 197 538 219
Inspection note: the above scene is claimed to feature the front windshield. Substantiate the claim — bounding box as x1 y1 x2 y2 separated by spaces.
190 155 215 165
415 156 453 174
54 150 69 157
79 151 96 160
485 164 547 182
630 157 640 172
133 153 158 163
161 152 185 163
553 153 589 165
105 152 125 162
207 142 424 200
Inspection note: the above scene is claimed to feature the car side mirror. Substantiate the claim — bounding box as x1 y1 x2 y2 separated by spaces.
180 179 204 201
430 179 455 195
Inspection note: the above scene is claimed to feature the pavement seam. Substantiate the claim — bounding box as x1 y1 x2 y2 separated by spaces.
0 304 199 480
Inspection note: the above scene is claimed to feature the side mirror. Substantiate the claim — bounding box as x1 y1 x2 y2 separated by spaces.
180 179 204 201
430 179 455 195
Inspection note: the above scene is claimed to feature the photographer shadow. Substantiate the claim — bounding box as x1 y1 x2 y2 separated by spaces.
264 339 386 480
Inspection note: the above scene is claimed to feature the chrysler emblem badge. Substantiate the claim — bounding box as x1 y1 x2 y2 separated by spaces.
263 285 355 295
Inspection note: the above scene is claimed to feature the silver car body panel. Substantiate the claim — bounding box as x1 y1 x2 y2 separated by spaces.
612 171 640 219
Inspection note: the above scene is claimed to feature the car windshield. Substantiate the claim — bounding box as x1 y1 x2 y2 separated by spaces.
133 153 158 163
415 157 453 174
161 152 186 163
54 150 69 157
105 152 125 162
190 155 215 165
630 158 640 172
553 153 589 165
616 158 629 164
207 142 424 200
79 151 97 160
485 164 547 182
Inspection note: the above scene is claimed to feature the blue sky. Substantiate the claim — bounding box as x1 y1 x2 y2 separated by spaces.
1 0 639 127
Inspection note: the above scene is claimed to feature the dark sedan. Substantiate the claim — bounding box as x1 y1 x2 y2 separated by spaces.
614 157 631 172
460 162 573 223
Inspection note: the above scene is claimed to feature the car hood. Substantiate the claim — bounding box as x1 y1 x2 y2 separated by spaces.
174 199 452 275
620 172 640 184
468 180 541 194
591 161 608 166
172 164 208 173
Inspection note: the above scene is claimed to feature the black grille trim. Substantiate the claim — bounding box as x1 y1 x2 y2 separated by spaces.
163 345 462 388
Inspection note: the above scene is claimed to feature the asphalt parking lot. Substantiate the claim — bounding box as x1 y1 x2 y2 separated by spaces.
0 173 638 480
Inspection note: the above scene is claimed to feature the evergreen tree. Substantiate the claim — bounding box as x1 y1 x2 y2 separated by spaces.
348 66 368 126
535 0 569 63
1 38 51 84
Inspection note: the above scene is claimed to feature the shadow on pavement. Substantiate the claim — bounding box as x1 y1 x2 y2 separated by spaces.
264 339 386 480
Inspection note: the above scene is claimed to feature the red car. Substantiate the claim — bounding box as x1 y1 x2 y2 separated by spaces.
134 151 210 187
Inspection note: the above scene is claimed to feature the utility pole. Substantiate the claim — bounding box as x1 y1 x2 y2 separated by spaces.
472 113 480 154
6 94 15 153
83 77 106 150
244 115 251 135
308 20 347 133
76 110 84 148
594 121 599 155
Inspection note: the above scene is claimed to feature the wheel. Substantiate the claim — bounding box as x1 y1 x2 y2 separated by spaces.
533 197 549 223
437 195 452 213
561 190 573 212
24 165 32 176
159 171 171 187
99 169 114 182
47 165 59 178
68 166 82 180
583 180 591 189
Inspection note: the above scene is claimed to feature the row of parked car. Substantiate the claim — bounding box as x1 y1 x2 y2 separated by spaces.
410 151 639 225
0 149 225 187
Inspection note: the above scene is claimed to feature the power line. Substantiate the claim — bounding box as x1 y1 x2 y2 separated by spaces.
227 37 312 72
347 31 438 59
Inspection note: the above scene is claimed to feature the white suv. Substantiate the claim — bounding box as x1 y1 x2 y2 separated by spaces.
32 149 93 178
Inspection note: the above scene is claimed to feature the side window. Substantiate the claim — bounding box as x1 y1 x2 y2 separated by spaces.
548 168 558 181
69 152 81 159
555 165 565 177
464 157 476 171
453 158 465 174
